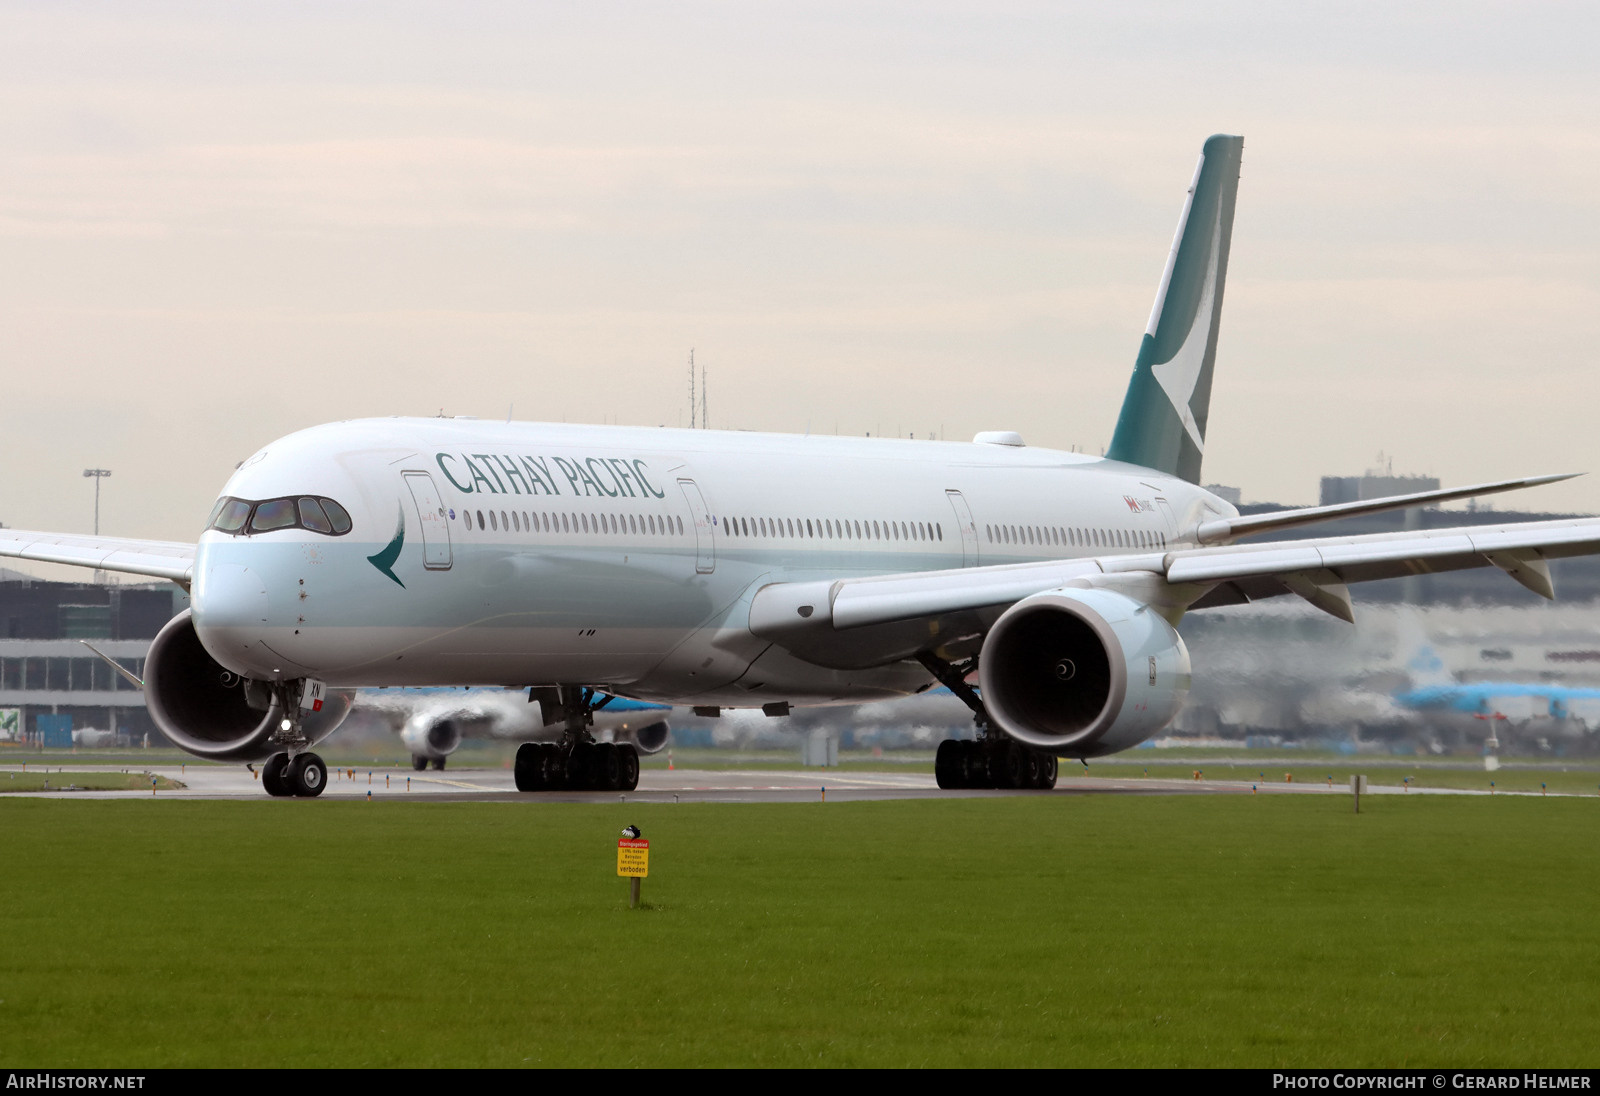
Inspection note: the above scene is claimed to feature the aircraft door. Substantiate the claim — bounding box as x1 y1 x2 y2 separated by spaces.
677 478 715 574
1155 498 1179 541
403 471 453 570
945 489 979 567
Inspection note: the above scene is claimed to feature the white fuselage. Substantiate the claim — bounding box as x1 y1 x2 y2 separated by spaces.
191 418 1231 706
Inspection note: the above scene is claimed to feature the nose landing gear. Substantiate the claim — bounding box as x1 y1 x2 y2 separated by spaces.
259 679 329 798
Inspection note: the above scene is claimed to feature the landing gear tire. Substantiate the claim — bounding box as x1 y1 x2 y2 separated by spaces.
1036 753 1059 790
597 742 622 791
262 752 291 797
989 741 1028 789
935 740 962 789
618 744 640 791
959 741 990 788
935 739 1058 790
412 755 429 772
287 753 327 798
517 740 639 793
514 742 544 792
538 744 567 789
1021 749 1044 789
431 757 446 772
566 742 595 788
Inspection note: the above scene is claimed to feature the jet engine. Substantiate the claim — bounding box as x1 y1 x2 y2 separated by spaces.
623 720 671 755
144 610 354 761
978 588 1190 758
400 714 463 760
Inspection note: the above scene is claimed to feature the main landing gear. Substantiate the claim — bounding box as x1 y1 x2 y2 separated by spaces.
411 755 447 772
917 652 1060 791
514 685 641 792
514 740 640 792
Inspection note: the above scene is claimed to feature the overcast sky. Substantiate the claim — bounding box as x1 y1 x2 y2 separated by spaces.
3 1 1598 552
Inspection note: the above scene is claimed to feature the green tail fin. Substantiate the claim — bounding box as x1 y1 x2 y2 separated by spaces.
1106 134 1243 483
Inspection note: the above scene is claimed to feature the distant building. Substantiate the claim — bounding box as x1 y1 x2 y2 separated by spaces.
0 572 185 746
1204 485 1242 506
1320 472 1440 506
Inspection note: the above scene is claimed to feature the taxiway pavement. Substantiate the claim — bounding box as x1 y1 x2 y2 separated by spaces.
0 762 1569 802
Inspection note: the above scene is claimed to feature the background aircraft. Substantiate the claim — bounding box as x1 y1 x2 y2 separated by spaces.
356 688 671 771
1391 613 1600 751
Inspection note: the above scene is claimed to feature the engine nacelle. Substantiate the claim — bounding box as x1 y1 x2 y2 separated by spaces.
624 720 671 755
400 715 463 760
978 588 1190 758
145 609 355 762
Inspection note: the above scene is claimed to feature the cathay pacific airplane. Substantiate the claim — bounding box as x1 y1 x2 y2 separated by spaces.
6 134 1599 798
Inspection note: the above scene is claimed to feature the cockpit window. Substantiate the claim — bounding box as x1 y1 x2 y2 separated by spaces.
297 497 333 533
250 499 298 533
320 498 352 534
208 495 354 537
213 499 253 533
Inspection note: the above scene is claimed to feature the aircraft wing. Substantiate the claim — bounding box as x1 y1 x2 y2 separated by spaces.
0 529 195 586
750 516 1600 653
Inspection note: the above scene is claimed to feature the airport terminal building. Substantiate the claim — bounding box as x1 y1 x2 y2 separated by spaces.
0 568 184 746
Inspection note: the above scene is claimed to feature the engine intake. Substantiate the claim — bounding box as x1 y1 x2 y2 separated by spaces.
145 609 354 761
401 716 463 759
978 588 1190 758
625 720 671 755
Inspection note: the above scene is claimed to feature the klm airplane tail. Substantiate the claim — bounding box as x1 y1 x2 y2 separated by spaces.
1395 609 1454 690
1106 134 1243 484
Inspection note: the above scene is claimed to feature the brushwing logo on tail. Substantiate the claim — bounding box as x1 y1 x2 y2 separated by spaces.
1149 217 1221 454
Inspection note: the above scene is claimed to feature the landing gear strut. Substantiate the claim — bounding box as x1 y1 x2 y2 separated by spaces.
514 686 641 793
917 652 1059 790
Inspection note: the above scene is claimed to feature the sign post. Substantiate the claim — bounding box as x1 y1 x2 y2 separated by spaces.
1350 773 1368 813
618 837 649 908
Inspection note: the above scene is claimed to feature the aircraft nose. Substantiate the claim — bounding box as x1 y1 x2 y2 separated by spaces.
193 563 272 672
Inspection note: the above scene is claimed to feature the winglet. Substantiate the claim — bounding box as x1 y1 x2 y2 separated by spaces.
1195 473 1582 544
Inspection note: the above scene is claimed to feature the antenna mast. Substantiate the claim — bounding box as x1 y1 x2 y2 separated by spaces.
688 348 696 430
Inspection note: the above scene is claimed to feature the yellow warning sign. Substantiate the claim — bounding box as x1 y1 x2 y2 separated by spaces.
617 838 649 877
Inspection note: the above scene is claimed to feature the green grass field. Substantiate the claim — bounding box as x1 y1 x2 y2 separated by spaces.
2 794 1598 1067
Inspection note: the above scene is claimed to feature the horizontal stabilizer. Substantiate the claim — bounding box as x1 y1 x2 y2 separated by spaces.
1195 473 1579 545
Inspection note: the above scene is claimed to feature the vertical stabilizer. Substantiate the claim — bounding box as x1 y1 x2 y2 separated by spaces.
1106 134 1243 483
1394 610 1455 691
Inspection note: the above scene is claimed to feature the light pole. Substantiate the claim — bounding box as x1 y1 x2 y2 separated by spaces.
83 468 111 536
